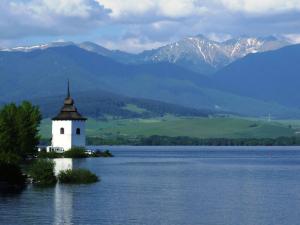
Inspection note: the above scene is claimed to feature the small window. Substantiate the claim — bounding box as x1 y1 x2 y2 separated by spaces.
60 128 64 134
76 128 80 135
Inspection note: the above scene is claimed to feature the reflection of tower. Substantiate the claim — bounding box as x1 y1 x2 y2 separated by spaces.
54 184 73 225
53 158 73 176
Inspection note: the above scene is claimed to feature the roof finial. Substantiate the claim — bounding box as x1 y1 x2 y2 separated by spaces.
67 79 70 98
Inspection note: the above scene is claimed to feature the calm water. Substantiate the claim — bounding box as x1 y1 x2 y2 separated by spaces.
2 146 300 225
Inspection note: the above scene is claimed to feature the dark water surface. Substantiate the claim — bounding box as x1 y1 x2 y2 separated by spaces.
2 146 300 225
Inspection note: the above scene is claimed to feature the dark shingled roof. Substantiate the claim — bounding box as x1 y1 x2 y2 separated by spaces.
52 82 87 121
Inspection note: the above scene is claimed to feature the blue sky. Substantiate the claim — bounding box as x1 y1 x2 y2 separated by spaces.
1 0 300 53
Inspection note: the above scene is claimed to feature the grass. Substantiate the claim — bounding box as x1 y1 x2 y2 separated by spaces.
122 104 148 114
39 116 297 140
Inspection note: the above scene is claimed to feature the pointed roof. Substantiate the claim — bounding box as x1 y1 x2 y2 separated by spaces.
52 81 87 121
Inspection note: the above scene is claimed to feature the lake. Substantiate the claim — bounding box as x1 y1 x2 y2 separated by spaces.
2 146 300 225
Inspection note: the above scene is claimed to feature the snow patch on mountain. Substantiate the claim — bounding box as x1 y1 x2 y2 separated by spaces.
138 35 291 74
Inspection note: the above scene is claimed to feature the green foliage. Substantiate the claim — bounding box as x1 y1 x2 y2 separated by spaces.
0 104 19 155
91 150 113 157
17 102 42 157
28 159 56 186
37 150 62 159
0 152 22 164
41 116 295 141
63 147 87 158
0 156 26 189
58 169 99 184
88 135 300 146
0 101 41 158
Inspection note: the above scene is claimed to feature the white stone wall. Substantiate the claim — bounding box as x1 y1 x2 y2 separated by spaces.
52 120 72 150
71 120 86 148
52 120 86 151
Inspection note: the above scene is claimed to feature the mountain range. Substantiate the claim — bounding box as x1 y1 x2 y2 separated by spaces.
2 35 291 75
0 34 299 119
135 35 290 74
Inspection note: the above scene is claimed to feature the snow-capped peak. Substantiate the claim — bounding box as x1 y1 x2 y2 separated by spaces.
138 34 292 74
1 41 75 52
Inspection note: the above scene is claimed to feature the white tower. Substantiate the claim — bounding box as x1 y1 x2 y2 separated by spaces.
51 82 87 152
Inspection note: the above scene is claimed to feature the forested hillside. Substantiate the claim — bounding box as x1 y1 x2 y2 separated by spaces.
30 90 213 119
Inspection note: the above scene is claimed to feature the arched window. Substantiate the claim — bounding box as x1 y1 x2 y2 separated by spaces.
76 128 80 135
60 128 64 134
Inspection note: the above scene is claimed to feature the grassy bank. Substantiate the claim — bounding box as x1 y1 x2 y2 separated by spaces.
40 116 296 140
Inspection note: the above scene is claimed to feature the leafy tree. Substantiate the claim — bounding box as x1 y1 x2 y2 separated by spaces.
17 101 42 157
0 104 19 155
0 101 41 158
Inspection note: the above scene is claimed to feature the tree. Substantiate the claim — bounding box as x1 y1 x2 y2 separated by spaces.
0 101 42 158
17 101 42 157
0 104 19 155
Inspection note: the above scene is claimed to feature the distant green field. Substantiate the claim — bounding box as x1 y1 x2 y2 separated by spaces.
40 116 297 139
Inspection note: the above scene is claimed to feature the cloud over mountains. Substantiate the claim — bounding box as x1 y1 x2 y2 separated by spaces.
1 0 300 52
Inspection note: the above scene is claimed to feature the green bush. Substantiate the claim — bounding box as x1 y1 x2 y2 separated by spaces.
0 160 26 190
0 152 21 164
91 150 113 157
63 147 87 158
28 159 57 186
58 168 99 184
37 151 62 159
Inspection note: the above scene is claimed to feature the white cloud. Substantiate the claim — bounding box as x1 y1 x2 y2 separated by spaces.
99 37 168 53
1 0 300 52
10 0 95 18
285 34 300 44
96 0 155 18
97 0 208 21
0 0 109 38
219 0 300 14
206 33 232 42
98 0 300 20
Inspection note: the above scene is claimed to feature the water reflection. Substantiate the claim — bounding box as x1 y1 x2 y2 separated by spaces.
53 158 73 176
53 159 74 225
54 184 73 225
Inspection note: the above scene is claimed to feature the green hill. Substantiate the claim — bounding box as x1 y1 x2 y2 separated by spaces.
30 90 212 119
40 116 295 140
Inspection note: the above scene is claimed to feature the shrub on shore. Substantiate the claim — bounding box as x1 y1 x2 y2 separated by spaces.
37 151 62 159
63 147 87 158
28 159 56 186
91 150 113 157
58 169 99 184
0 161 26 192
